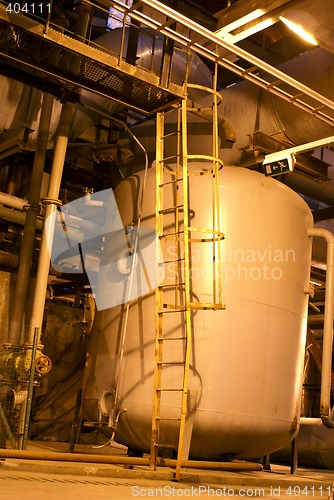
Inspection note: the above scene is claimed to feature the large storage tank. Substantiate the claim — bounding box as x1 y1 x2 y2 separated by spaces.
82 165 313 460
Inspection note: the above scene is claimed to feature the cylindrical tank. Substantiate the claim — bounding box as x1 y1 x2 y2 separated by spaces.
82 166 313 460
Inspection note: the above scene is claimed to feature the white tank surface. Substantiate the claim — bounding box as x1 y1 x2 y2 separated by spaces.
82 166 313 460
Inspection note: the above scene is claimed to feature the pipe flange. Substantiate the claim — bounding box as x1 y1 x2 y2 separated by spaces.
41 198 62 207
35 355 52 374
22 203 42 214
98 389 116 417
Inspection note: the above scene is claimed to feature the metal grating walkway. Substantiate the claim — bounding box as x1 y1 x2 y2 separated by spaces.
0 5 185 115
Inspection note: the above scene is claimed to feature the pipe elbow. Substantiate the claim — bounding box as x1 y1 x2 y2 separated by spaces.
219 117 236 144
321 414 334 429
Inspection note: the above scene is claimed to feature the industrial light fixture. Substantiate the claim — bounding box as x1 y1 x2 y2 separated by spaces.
279 16 318 46
214 9 274 44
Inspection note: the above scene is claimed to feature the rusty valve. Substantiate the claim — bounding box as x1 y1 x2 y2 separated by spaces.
35 355 52 374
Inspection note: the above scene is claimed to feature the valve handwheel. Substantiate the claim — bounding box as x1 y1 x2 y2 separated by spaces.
35 355 52 374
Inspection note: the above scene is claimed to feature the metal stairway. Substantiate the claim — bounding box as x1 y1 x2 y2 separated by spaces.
150 76 225 480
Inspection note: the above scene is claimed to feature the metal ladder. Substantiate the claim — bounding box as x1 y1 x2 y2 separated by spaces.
150 75 225 481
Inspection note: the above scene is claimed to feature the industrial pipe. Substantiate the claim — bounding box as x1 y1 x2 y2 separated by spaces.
308 315 334 327
285 174 334 207
28 102 73 345
0 448 262 471
307 228 334 429
66 143 134 164
0 192 27 210
8 93 53 346
0 251 19 268
0 206 43 230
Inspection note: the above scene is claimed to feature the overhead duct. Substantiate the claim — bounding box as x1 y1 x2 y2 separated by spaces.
66 143 134 164
218 48 334 166
285 173 334 206
121 48 334 162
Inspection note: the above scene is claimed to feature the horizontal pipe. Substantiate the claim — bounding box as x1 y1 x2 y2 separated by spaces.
0 192 27 210
66 143 134 164
299 417 323 426
286 174 334 206
0 250 19 268
0 448 262 471
285 172 334 205
0 206 43 230
308 315 334 327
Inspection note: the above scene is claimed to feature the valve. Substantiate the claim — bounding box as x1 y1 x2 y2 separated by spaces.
35 355 52 374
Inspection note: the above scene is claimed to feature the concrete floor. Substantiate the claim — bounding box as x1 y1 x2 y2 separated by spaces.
0 441 333 500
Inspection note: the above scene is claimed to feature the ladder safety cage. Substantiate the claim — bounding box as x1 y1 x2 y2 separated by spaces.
150 68 225 480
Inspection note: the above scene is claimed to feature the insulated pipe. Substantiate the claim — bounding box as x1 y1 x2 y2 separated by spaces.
8 93 53 346
308 315 334 327
28 102 73 345
218 49 334 166
307 228 334 429
0 448 262 471
72 2 94 42
285 174 334 207
66 143 134 164
0 206 43 230
0 251 19 268
0 192 26 210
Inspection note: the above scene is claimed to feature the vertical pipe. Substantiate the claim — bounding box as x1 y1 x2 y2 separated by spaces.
74 3 94 42
307 228 334 428
68 388 83 453
28 102 73 345
22 328 39 450
0 402 16 449
7 94 53 346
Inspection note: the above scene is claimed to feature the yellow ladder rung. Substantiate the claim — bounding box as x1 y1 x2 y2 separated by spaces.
160 154 178 162
156 417 182 422
161 305 186 311
156 388 184 392
159 204 184 214
161 130 179 139
162 258 185 264
158 309 186 314
153 443 177 448
157 361 185 365
157 337 187 341
159 282 185 288
159 178 183 187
